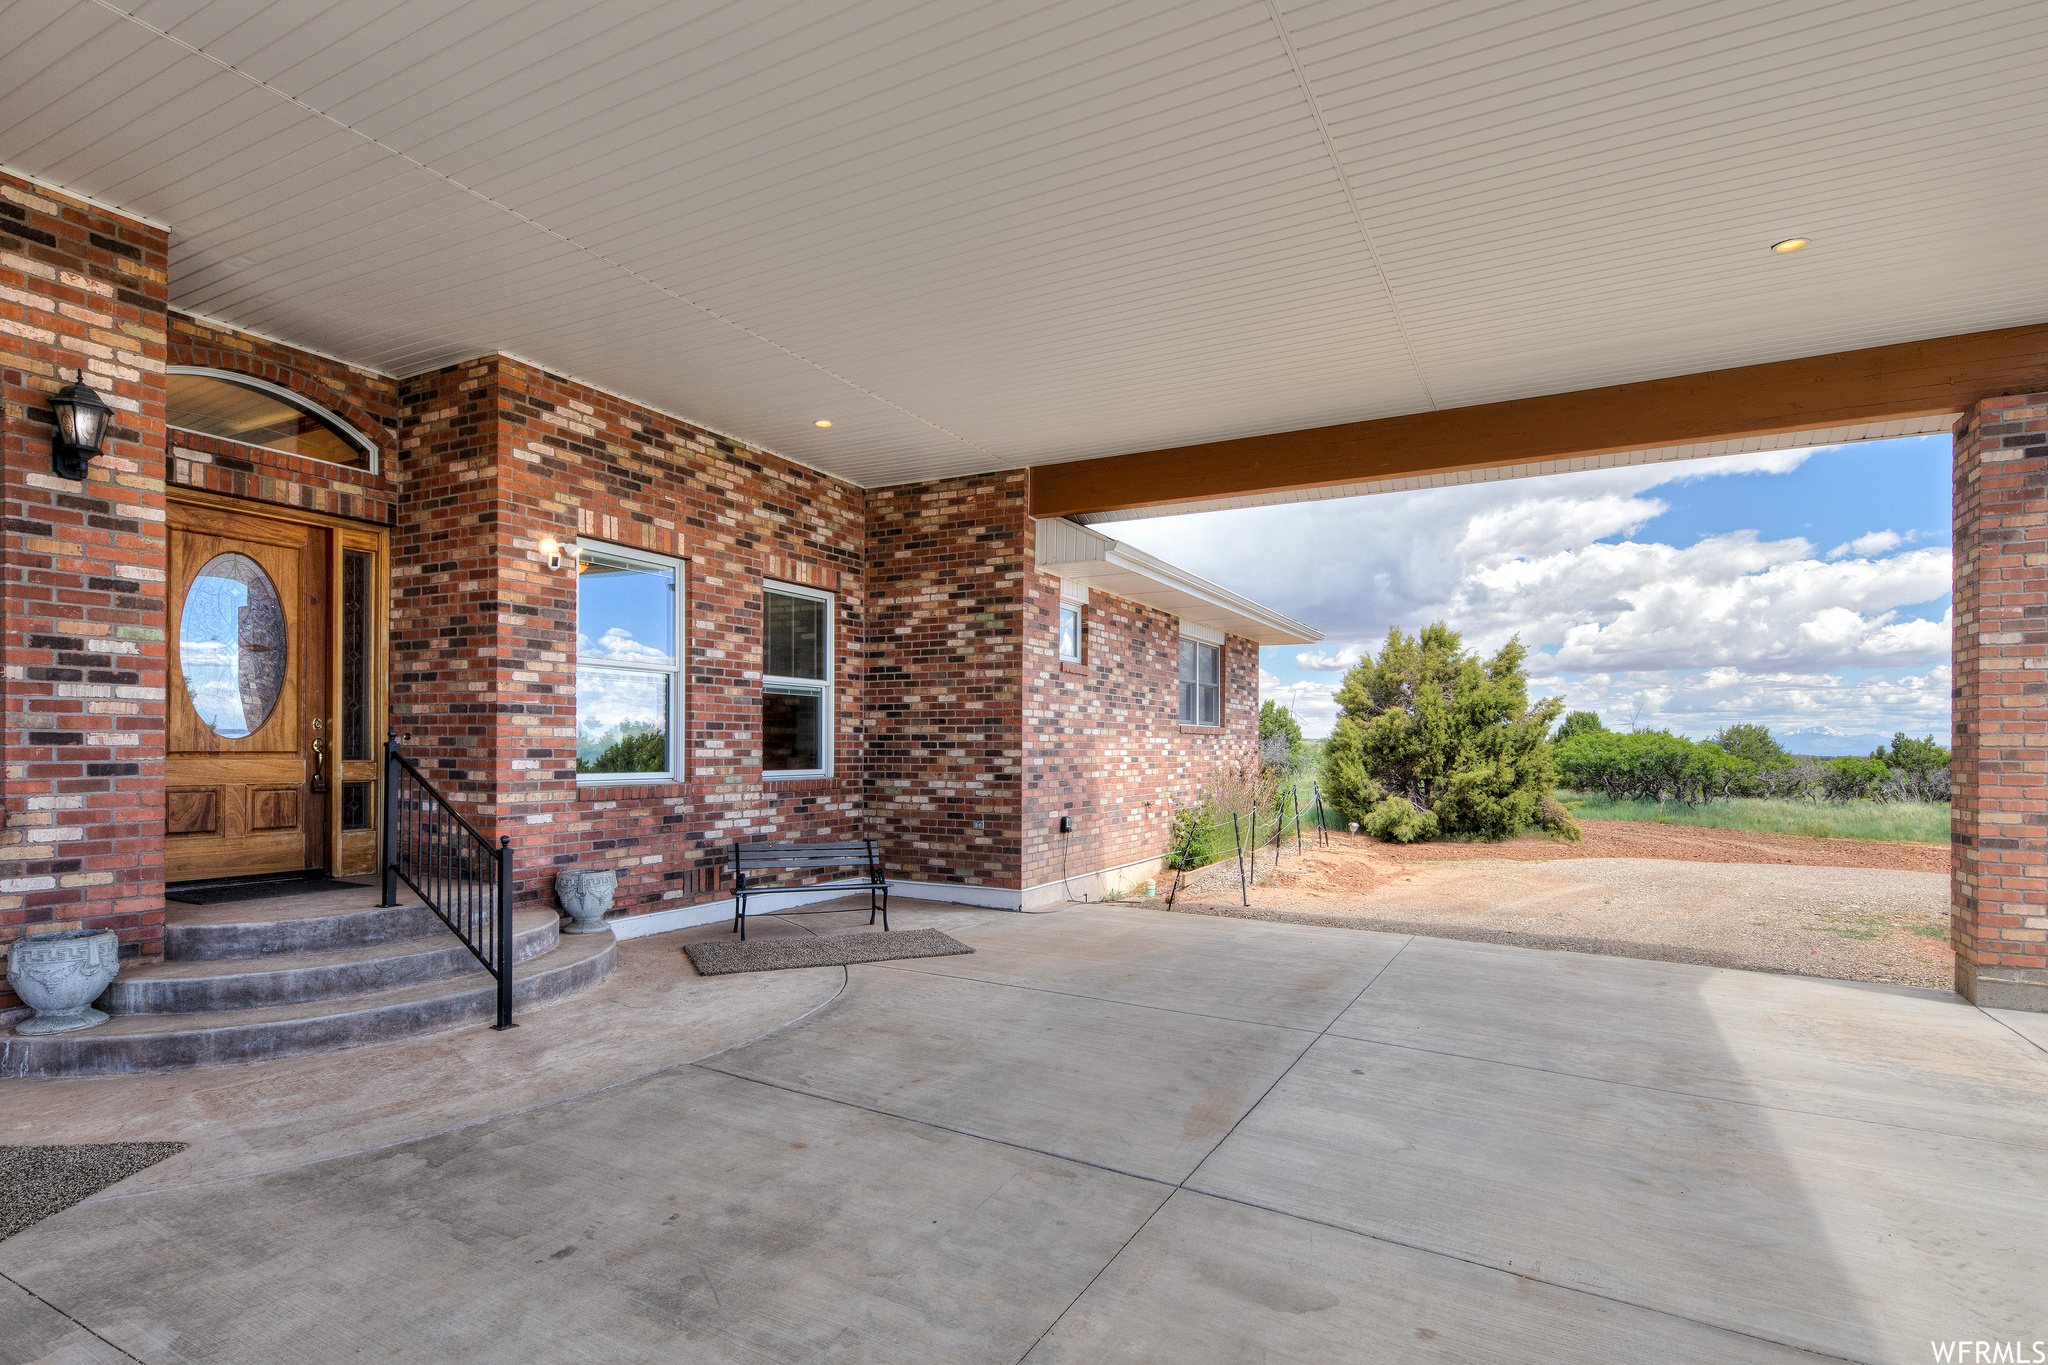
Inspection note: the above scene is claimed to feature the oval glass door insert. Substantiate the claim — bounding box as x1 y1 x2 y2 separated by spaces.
179 553 287 739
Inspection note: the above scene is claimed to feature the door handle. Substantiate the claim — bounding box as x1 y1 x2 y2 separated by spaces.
310 738 329 794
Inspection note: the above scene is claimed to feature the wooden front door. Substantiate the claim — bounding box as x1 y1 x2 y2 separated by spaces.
166 504 327 881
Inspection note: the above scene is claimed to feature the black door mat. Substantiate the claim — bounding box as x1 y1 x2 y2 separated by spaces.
0 1143 187 1241
166 877 357 905
685 928 973 976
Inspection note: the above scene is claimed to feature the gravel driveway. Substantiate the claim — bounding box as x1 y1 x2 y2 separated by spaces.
1150 833 1952 988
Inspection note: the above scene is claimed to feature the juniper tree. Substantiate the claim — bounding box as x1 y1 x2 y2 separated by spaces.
1320 622 1563 841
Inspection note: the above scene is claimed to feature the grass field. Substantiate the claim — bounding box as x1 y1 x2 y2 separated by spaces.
1558 793 1949 844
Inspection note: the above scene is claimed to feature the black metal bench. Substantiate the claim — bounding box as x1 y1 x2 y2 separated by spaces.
730 839 889 940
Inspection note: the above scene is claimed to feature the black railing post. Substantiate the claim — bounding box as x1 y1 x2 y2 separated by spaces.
495 835 515 1030
379 735 401 907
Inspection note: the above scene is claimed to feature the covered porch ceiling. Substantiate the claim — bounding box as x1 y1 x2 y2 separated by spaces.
5 0 2044 505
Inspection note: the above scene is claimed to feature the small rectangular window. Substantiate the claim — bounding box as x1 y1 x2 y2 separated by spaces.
1179 638 1221 726
576 546 683 782
1058 604 1082 663
764 583 833 777
340 781 371 831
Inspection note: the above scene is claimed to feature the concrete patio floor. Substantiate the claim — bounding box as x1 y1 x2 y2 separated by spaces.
3 900 2044 1364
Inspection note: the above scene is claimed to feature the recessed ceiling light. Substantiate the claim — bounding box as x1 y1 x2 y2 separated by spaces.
813 419 833 428
1771 238 1809 253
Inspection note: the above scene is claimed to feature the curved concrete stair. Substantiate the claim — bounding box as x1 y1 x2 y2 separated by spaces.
0 931 614 1078
3 878 618 1078
100 911 562 1015
166 895 451 960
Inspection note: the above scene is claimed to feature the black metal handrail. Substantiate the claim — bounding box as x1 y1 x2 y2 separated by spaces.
377 735 515 1029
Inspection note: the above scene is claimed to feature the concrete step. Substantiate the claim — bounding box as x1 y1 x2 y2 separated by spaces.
0 931 617 1078
100 911 561 1015
165 882 447 961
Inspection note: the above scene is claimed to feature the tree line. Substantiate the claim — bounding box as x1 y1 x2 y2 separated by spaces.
1262 621 1950 846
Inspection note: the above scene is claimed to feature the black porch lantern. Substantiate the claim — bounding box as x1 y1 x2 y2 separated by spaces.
48 374 112 481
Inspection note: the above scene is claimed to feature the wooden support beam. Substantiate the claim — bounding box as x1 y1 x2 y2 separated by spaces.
1028 324 2048 519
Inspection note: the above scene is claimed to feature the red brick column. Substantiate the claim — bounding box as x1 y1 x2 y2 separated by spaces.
1952 392 2048 1011
0 174 170 1014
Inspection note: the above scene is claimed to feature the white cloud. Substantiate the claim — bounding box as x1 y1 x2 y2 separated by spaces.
1115 448 1949 676
1828 529 1903 559
1530 665 1951 738
1296 645 1365 671
1259 678 1342 738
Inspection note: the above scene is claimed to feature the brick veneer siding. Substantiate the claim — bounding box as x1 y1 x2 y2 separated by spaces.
1 173 170 1016
863 473 1029 893
1951 392 2048 1010
165 313 398 525
394 356 867 920
859 483 1261 904
1022 567 1258 898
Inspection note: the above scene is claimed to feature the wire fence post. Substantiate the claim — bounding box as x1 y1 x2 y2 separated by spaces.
1165 818 1201 911
1293 786 1304 854
1313 784 1329 846
1233 811 1247 906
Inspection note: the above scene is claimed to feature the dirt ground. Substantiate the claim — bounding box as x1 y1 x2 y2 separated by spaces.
1136 820 1953 989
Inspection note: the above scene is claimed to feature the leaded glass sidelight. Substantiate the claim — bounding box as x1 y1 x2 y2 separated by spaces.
341 549 370 761
179 553 287 739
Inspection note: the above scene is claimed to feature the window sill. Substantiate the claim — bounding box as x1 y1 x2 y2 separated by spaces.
1059 661 1089 675
576 779 686 800
763 773 838 792
1177 725 1225 734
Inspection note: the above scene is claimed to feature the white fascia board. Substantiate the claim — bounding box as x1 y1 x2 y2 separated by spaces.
1034 518 1321 646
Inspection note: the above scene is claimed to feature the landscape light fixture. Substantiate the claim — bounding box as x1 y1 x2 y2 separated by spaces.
813 419 833 428
47 372 112 481
1771 238 1809 253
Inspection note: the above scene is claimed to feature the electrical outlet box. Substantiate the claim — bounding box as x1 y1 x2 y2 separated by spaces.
1058 815 1073 833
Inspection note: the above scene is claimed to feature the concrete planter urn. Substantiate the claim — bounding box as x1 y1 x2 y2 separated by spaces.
554 870 618 935
7 928 120 1035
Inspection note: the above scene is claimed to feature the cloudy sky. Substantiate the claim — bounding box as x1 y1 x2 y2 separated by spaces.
1113 436 1951 744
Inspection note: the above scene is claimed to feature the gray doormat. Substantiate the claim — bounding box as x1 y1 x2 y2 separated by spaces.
1 1143 187 1240
685 928 973 976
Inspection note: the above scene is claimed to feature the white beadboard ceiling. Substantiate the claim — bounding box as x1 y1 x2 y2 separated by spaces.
4 0 2042 490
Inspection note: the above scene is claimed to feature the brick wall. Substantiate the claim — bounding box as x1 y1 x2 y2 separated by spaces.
1951 393 2048 1010
1022 566 1258 901
394 355 867 919
863 474 1028 894
1 173 170 1015
858 481 1261 907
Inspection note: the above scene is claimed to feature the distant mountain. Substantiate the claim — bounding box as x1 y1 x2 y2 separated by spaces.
1772 725 1947 758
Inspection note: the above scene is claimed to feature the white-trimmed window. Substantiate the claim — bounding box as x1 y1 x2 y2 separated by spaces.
763 581 833 778
1058 604 1083 663
1178 631 1221 726
575 543 683 783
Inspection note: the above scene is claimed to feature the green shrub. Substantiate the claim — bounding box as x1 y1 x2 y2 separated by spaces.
1554 729 1762 803
1363 795 1439 843
1710 722 1790 767
1537 794 1582 842
1166 799 1222 870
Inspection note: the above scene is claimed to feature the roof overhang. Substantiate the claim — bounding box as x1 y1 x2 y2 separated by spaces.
1034 519 1320 647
